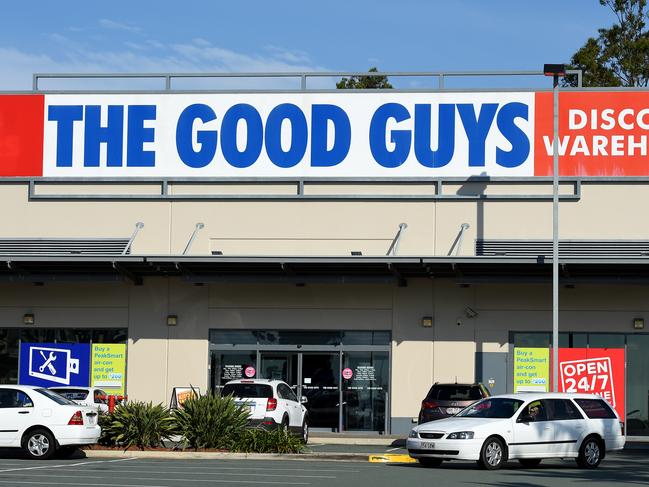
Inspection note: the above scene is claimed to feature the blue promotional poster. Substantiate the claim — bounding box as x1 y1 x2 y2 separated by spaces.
19 343 91 388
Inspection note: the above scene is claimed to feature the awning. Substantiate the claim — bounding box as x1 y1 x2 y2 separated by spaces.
3 255 649 285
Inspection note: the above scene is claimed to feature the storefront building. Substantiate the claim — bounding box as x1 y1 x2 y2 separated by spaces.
1 73 649 436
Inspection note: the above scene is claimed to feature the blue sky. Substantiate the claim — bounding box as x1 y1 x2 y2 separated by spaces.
0 1 615 90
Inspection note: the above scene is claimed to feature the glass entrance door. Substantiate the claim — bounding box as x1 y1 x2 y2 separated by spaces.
342 351 389 432
247 349 389 433
259 353 299 393
301 353 340 431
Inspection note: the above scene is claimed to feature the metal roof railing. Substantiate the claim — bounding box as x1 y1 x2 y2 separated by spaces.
31 69 583 92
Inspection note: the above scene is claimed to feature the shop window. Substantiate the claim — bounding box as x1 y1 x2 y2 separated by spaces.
260 330 342 346
572 333 588 348
210 350 257 390
342 331 391 345
627 335 649 436
209 330 256 345
588 334 625 348
514 333 549 348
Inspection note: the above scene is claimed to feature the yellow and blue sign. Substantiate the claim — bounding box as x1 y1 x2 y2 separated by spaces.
91 343 127 395
513 347 549 392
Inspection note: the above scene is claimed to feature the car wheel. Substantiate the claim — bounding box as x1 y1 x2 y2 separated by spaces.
577 437 603 469
23 429 56 460
518 458 542 468
478 437 506 470
418 458 443 468
301 419 309 444
281 416 289 433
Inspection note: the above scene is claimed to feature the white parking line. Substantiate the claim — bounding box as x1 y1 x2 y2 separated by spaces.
386 447 403 452
46 468 335 479
74 462 360 473
0 458 136 474
0 473 311 485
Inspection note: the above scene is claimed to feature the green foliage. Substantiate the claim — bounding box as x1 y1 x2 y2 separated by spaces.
336 67 393 89
174 392 250 450
230 427 305 454
101 401 176 450
97 394 306 454
567 0 649 86
97 411 116 447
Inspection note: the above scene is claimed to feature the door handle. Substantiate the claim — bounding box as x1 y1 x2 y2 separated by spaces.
18 411 30 414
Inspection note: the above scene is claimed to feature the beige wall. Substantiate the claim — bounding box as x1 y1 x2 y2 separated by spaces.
2 277 647 429
3 181 646 257
2 179 649 429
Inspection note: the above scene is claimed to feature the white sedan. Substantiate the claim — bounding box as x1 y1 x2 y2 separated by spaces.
0 385 101 459
49 386 111 413
407 393 625 470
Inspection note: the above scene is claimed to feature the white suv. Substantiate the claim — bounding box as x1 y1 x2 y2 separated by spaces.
408 393 625 469
222 379 309 443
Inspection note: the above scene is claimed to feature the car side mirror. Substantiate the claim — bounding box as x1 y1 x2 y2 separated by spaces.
518 413 534 423
300 396 308 404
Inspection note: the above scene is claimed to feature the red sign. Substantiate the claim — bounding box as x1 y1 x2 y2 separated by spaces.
535 91 649 176
555 348 625 420
342 367 353 380
244 366 256 378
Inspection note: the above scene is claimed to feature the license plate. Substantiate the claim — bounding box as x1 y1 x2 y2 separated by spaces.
446 407 460 414
420 441 435 449
236 402 252 414
87 415 96 425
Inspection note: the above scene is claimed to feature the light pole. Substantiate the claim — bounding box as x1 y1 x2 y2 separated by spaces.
544 64 566 392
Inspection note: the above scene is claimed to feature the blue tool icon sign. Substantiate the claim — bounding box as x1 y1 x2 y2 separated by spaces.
19 343 90 387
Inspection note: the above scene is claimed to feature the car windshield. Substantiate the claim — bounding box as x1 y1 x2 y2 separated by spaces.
456 398 524 419
427 385 483 401
35 388 78 406
50 389 89 401
222 383 273 399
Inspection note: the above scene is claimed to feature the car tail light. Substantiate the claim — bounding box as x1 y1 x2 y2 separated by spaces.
422 401 438 409
266 398 277 411
620 421 625 435
68 411 84 425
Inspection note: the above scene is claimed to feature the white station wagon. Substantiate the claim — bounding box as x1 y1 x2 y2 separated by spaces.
407 393 625 470
0 385 101 459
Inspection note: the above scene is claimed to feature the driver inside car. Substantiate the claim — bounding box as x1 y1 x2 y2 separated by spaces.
525 400 546 421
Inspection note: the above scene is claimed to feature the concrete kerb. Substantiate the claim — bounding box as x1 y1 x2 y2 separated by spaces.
310 436 402 446
83 449 372 462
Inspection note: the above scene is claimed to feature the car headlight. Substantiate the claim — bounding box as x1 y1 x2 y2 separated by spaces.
447 431 474 440
409 429 419 439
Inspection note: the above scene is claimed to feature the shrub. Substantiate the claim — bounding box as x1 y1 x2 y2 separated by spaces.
97 411 116 447
101 401 176 450
230 428 305 454
174 392 250 450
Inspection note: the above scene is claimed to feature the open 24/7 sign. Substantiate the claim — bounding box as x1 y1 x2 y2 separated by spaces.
557 348 625 420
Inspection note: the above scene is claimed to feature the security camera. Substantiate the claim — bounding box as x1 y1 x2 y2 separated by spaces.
464 307 478 318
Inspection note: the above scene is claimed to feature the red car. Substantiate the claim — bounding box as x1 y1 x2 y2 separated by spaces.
418 382 490 424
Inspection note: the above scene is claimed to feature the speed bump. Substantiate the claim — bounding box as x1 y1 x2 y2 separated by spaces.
368 454 417 463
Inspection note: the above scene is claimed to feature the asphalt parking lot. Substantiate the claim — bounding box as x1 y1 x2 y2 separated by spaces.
0 452 648 487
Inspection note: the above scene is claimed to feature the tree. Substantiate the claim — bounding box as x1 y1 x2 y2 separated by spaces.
566 0 649 87
336 67 393 89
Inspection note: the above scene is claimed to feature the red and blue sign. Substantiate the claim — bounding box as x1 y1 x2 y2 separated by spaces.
2 91 649 178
